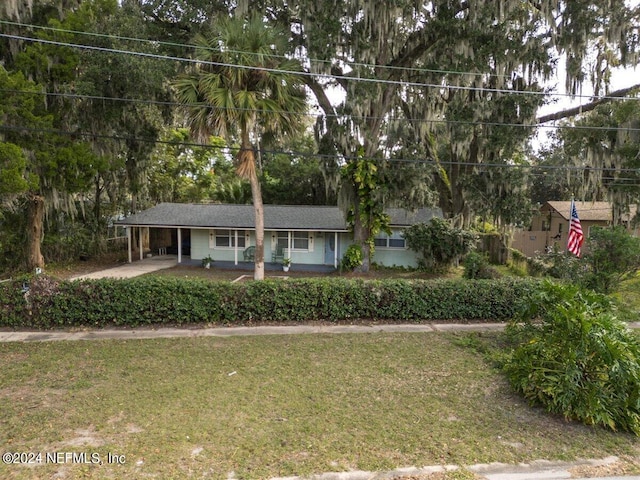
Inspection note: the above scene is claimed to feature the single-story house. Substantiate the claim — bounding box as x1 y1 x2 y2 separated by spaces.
512 201 639 257
115 203 442 269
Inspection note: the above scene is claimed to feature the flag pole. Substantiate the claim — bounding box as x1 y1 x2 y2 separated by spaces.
567 196 584 257
564 195 574 253
568 196 574 244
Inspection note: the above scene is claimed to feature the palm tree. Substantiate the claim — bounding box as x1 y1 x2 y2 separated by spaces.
174 14 307 280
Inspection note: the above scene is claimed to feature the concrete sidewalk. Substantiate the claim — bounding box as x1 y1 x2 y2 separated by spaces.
269 456 640 479
3 321 639 343
69 255 178 280
0 322 506 343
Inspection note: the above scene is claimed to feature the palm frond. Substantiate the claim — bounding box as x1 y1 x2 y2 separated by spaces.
171 13 307 147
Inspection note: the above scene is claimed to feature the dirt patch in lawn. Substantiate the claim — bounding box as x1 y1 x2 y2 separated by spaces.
46 252 130 280
568 455 640 477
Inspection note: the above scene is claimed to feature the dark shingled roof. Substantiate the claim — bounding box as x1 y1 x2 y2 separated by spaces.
116 203 442 231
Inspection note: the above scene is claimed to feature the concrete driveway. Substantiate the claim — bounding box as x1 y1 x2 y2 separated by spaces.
69 255 178 280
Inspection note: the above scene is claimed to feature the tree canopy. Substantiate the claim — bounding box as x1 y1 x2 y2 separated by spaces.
0 0 639 274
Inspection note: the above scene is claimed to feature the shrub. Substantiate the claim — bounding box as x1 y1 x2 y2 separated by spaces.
403 218 477 272
528 247 583 280
0 276 541 328
502 280 640 435
526 228 640 294
525 255 548 277
463 252 499 279
582 226 640 294
0 276 29 326
341 244 363 271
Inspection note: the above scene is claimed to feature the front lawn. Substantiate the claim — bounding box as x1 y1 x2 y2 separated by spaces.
1 332 638 479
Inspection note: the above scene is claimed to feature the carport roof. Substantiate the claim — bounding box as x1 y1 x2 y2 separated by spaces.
116 203 441 231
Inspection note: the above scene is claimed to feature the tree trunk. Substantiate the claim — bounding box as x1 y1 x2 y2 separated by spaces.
26 193 45 271
249 168 265 281
238 128 265 281
94 176 102 227
351 200 371 273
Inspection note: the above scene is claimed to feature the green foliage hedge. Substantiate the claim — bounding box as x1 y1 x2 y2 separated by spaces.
0 276 541 328
503 281 640 435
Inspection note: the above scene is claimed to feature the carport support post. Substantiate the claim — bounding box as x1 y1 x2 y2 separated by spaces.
139 227 143 260
177 228 182 264
127 227 132 263
234 230 238 265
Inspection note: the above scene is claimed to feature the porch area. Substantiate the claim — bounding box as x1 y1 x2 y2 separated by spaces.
179 256 337 273
71 254 337 280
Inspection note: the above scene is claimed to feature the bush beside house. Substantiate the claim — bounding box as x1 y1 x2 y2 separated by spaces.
403 218 477 272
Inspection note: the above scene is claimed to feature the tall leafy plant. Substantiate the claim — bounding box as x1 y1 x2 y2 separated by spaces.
503 281 640 435
341 150 390 272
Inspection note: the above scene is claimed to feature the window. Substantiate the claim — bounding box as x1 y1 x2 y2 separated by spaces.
276 232 288 250
276 231 310 251
374 231 406 249
214 230 245 248
374 237 387 248
293 232 309 250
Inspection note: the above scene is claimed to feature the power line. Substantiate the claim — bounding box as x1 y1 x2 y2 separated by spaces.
2 123 639 177
3 87 640 134
0 19 515 80
2 32 639 103
0 32 516 92
0 88 180 108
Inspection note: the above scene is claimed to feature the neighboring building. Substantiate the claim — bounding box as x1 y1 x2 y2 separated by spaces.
512 201 639 257
115 203 442 268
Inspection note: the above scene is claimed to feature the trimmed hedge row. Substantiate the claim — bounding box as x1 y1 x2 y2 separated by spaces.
0 276 541 329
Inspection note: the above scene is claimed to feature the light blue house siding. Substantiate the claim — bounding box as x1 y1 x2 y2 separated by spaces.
192 228 421 267
335 229 421 268
191 229 336 265
372 247 419 268
371 228 420 268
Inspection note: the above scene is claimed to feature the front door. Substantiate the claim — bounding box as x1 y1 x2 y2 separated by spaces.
324 233 336 265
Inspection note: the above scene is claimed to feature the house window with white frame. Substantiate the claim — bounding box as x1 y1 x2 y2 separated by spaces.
293 232 309 250
215 230 245 248
276 232 288 250
276 231 310 251
374 230 406 249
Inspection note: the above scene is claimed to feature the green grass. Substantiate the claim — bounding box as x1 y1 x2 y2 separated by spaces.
614 271 640 320
1 332 638 479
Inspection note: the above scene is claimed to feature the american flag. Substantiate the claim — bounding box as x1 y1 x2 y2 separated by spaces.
567 200 584 257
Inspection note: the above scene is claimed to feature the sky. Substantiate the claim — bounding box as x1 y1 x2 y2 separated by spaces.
536 0 640 146
534 58 639 150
